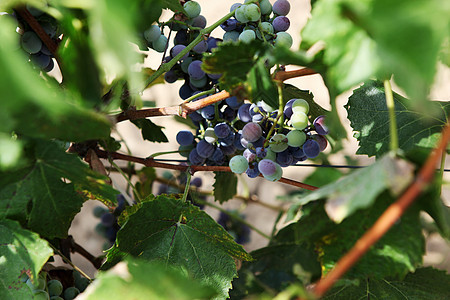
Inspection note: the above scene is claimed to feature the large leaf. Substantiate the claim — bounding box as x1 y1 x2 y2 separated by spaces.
213 172 237 203
247 59 278 109
105 195 252 299
80 258 217 300
324 267 450 299
301 0 450 101
0 17 111 142
0 140 118 238
0 219 53 300
273 195 425 280
346 81 450 157
288 154 414 223
131 119 168 143
230 244 321 298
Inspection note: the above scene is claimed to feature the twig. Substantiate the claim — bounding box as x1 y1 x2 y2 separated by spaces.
274 68 317 81
49 244 93 281
94 149 318 190
312 121 450 297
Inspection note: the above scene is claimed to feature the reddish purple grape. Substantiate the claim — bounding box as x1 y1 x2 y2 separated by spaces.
313 115 329 135
302 139 320 158
272 0 290 16
272 16 290 32
311 134 328 151
242 122 262 142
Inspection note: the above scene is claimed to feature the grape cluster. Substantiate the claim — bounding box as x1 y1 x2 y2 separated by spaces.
93 195 126 250
229 98 329 181
217 211 251 244
21 269 89 300
221 0 293 47
7 4 59 72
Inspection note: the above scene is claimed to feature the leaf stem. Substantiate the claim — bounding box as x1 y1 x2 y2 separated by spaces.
49 244 93 281
384 79 398 153
181 171 191 203
109 159 142 203
183 87 216 103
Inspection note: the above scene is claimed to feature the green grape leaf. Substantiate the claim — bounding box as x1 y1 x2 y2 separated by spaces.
0 140 118 238
346 81 450 157
247 60 278 110
230 244 321 298
0 219 53 300
173 115 198 130
0 133 23 171
131 119 169 143
105 195 252 299
0 17 111 143
84 258 217 300
274 195 425 280
324 267 450 300
301 0 450 101
162 0 185 13
202 40 269 93
288 154 414 223
213 172 237 203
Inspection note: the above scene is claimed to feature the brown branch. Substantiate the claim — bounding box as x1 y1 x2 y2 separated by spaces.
274 68 317 81
95 149 318 190
312 121 450 298
16 7 59 57
115 90 231 122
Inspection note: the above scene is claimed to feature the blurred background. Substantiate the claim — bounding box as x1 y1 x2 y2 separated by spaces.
59 0 449 278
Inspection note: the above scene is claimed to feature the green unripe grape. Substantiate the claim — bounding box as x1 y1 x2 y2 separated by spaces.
95 223 108 235
244 4 260 22
183 1 201 19
47 280 63 296
263 163 283 181
229 155 249 174
152 35 168 53
235 6 249 23
291 99 309 114
223 30 240 42
143 25 160 43
239 30 256 43
63 287 80 300
269 133 288 153
181 57 194 73
274 32 293 48
265 148 277 161
287 130 306 147
93 206 107 218
260 0 272 15
26 276 46 291
290 112 309 130
33 290 50 300
190 76 207 88
74 276 90 292
204 127 217 144
257 22 274 40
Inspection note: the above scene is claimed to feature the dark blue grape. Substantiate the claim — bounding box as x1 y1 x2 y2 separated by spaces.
189 148 206 165
289 146 307 160
220 144 236 155
200 105 216 120
190 177 203 188
189 111 203 122
196 139 215 158
283 98 296 119
179 83 194 99
222 106 237 122
174 29 189 45
276 150 294 167
219 131 235 146
237 103 252 122
234 132 246 150
43 59 54 72
192 15 207 28
255 147 267 158
101 213 115 227
193 40 208 54
176 130 195 146
221 18 238 32
246 163 260 178
207 37 220 51
188 60 205 79
207 72 222 80
303 139 320 158
170 44 189 60
214 122 231 138
225 96 240 110
115 195 126 214
211 147 225 163
272 16 290 32
105 226 117 242
30 52 51 69
164 70 178 83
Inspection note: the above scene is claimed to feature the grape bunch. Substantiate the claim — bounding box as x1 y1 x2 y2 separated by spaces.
6 4 59 72
20 269 89 300
93 194 126 250
221 0 293 47
217 211 251 244
229 98 329 181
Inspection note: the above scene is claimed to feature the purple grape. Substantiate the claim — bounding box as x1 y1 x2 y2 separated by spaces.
255 147 267 158
238 103 252 122
179 83 194 99
252 137 265 149
207 37 220 51
196 140 215 158
207 73 222 80
101 213 115 227
43 59 54 72
164 70 178 83
188 60 205 79
222 106 237 122
272 0 290 16
311 134 328 151
221 18 238 32
242 122 262 142
220 144 236 155
313 115 329 135
176 130 195 146
230 3 242 12
272 16 290 32
276 150 294 167
189 148 206 165
192 15 207 28
225 96 240 110
243 149 256 162
190 177 203 188
211 147 225 163
30 52 51 69
283 98 296 119
214 122 231 138
289 146 307 160
189 111 203 122
234 132 246 150
193 40 208 54
200 105 216 120
219 131 235 146
302 139 320 158
174 29 189 45
258 159 277 176
171 44 189 60
246 163 260 178
105 226 118 242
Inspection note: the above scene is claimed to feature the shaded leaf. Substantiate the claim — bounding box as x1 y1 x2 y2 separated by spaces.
105 195 251 299
0 219 53 300
247 60 278 109
213 172 237 203
131 119 168 143
289 155 414 223
81 258 217 300
324 267 450 300
346 81 450 157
